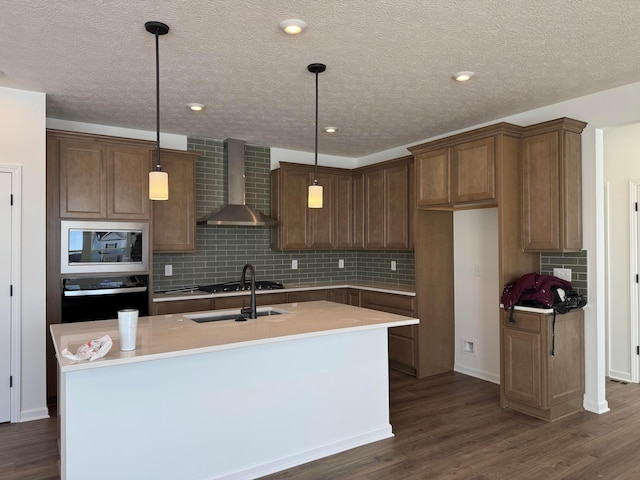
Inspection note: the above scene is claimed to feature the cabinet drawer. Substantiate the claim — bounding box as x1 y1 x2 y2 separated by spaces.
153 299 212 315
288 290 330 302
388 334 416 368
502 310 542 333
390 325 415 339
360 290 415 316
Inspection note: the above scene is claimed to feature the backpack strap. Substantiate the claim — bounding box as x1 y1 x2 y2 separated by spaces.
509 306 516 324
551 309 556 357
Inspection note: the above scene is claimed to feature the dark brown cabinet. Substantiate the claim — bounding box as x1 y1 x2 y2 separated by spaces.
153 298 213 315
56 135 151 220
412 137 496 210
414 148 451 207
359 156 412 250
453 137 496 204
271 163 356 250
501 308 584 421
522 118 587 252
152 150 199 252
360 290 417 374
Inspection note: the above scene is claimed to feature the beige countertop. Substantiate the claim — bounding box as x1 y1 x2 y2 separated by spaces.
153 281 416 302
50 300 419 373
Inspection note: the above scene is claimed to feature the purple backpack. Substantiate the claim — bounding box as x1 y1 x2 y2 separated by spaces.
501 272 573 310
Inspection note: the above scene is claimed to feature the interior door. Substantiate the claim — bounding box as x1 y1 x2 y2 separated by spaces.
0 171 11 422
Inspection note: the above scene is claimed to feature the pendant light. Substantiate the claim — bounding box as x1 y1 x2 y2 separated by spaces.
146 21 170 201
307 63 326 209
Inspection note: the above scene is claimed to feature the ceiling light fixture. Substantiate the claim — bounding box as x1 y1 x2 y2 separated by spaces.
279 19 307 35
187 103 205 112
453 71 475 82
324 126 337 133
307 63 326 209
146 20 170 201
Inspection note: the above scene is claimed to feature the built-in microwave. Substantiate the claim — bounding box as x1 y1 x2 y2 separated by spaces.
60 220 149 274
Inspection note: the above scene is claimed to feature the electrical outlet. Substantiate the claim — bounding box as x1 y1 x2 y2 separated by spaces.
291 259 298 270
554 268 572 282
391 260 397 271
462 339 476 355
338 259 345 269
164 265 173 276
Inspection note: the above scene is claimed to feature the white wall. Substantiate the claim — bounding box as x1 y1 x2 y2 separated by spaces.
603 123 640 380
454 209 500 384
0 86 48 421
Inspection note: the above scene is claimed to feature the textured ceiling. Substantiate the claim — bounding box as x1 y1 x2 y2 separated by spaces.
2 1 640 157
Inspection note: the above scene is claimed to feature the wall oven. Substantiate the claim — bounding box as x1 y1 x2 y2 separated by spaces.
61 275 149 323
60 220 149 274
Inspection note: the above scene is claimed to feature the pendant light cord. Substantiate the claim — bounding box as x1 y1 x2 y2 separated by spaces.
313 69 319 185
154 29 161 172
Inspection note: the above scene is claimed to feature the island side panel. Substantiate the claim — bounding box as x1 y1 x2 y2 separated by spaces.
59 328 392 480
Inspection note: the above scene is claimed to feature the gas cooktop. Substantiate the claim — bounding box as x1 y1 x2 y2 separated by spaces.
197 280 285 294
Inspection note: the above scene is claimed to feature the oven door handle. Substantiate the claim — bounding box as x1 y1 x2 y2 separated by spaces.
63 286 148 297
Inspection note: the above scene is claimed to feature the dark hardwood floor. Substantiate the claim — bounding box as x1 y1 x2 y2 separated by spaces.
2 371 639 480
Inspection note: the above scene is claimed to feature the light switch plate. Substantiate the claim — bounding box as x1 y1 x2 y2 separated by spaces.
165 265 173 276
338 259 344 269
554 267 572 282
391 260 397 271
291 259 298 270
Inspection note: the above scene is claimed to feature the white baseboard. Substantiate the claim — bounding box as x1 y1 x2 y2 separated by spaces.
20 407 49 422
583 397 610 415
454 364 500 385
215 425 393 480
608 370 632 382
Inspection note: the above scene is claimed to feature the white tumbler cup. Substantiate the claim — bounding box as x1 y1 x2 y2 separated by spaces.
118 309 139 351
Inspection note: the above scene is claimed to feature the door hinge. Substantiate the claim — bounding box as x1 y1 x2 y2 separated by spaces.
635 202 638 212
637 346 639 355
636 275 639 284
10 194 13 206
9 285 12 296
9 376 12 388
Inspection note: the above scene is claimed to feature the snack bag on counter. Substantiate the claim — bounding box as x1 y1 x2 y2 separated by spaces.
61 335 113 362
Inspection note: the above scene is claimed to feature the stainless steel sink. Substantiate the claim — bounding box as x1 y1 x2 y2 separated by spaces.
186 307 290 323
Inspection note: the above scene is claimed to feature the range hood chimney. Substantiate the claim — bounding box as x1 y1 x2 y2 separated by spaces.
197 139 278 226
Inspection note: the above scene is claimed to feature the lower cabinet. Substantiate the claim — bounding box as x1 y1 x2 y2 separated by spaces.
501 308 584 421
360 290 417 375
153 298 213 315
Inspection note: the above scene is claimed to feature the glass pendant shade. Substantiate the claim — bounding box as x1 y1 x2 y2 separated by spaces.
308 184 323 208
149 170 169 200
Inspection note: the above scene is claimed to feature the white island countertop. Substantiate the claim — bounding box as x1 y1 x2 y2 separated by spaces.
50 300 419 373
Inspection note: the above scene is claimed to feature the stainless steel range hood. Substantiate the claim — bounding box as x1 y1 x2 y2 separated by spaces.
197 138 278 226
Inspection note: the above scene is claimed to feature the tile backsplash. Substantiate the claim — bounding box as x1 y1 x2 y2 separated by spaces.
152 137 415 291
540 250 588 297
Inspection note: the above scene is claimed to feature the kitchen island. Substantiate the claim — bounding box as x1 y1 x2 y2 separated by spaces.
50 301 419 480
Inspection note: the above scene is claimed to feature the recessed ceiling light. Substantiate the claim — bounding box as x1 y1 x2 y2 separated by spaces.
187 103 205 111
324 126 337 133
453 71 475 82
279 19 307 35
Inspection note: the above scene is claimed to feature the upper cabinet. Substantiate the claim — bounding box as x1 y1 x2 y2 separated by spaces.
152 150 200 252
414 148 451 207
53 132 151 220
358 156 413 250
452 137 496 204
521 118 587 252
49 130 200 253
271 159 412 251
271 163 355 250
411 135 498 209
